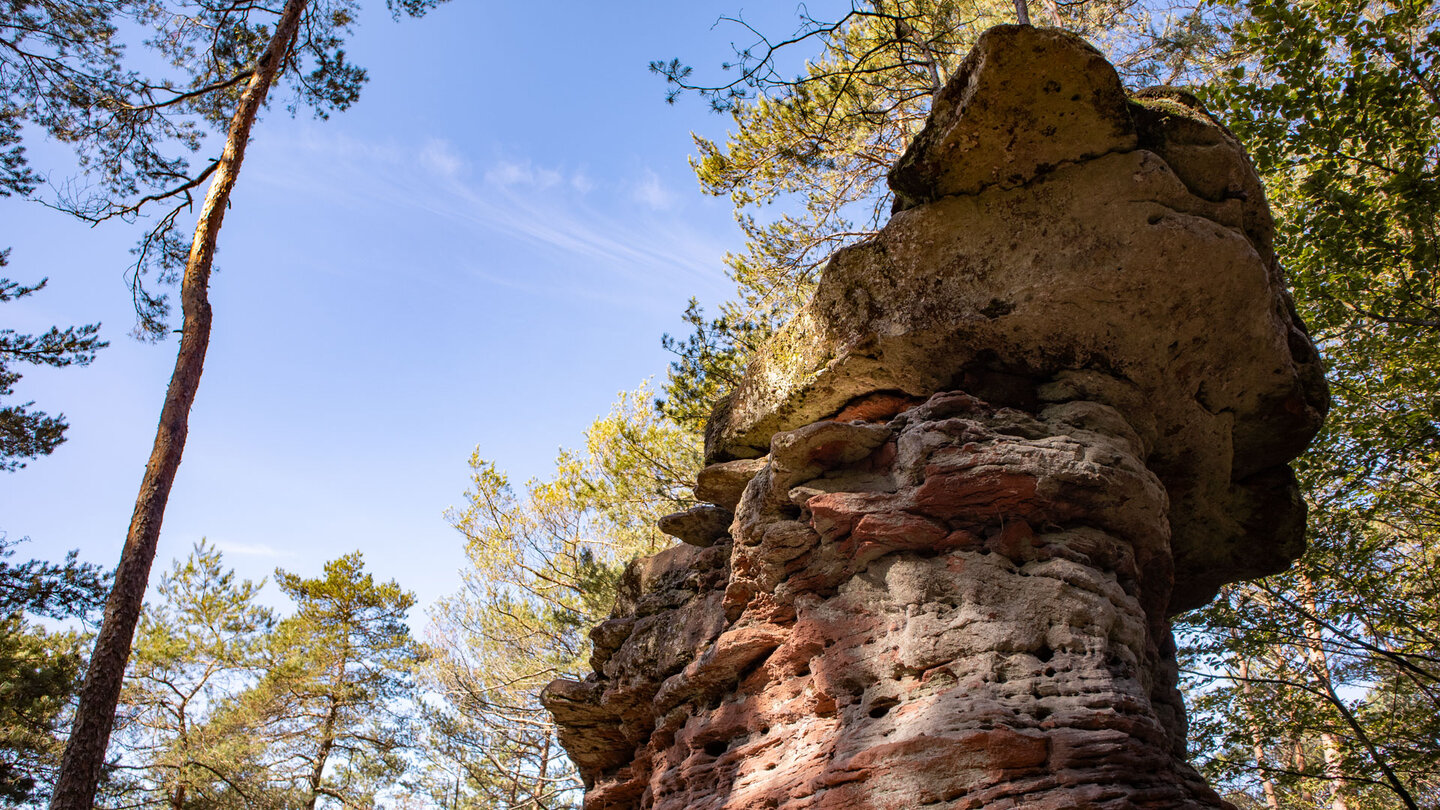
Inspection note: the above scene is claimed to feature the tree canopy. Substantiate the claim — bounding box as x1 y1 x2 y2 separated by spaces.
419 384 699 808
1177 0 1440 805
0 536 107 806
27 0 450 804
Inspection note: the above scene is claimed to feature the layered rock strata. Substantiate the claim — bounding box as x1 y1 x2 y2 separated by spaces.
545 24 1327 810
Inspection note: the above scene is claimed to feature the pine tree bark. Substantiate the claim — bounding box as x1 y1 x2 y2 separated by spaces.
304 696 340 810
48 2 307 806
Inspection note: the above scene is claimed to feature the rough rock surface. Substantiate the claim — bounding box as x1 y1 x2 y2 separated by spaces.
705 25 1326 613
695 459 770 511
544 24 1326 810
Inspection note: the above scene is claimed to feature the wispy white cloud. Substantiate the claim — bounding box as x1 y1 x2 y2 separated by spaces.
483 159 564 190
419 138 466 179
252 129 734 307
631 168 675 210
214 540 295 559
484 159 535 187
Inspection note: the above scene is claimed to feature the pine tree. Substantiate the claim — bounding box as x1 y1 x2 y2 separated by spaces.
224 553 423 809
50 1 450 802
108 542 273 810
0 536 107 805
421 385 700 808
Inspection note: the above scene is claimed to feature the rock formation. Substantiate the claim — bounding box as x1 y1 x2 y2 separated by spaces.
544 25 1328 810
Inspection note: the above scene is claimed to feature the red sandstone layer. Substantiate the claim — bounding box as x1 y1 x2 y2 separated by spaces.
545 390 1230 809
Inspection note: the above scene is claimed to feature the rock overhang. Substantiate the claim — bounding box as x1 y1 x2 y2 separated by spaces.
702 25 1329 614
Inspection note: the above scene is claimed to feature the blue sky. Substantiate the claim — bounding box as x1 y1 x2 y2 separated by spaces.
3 0 839 618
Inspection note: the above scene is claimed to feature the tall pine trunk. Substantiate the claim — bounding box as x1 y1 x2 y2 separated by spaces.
48 2 307 805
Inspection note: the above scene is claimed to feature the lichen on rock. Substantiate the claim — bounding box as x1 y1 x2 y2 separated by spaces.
544 24 1327 810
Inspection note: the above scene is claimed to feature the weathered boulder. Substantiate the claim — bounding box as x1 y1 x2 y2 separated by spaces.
545 23 1326 810
704 25 1326 613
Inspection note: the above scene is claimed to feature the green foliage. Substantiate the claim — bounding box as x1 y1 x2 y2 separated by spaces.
0 615 88 805
0 274 108 472
108 541 274 809
1168 0 1440 806
1207 0 1440 459
0 0 127 199
98 546 422 809
246 552 422 808
657 299 763 431
420 383 700 808
1 0 114 470
1183 555 1440 808
0 535 108 620
0 535 107 806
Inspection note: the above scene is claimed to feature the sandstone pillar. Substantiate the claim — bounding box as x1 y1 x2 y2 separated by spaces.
544 25 1328 810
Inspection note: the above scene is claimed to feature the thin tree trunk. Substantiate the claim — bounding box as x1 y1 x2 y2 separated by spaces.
1320 732 1350 807
1289 701 1315 808
506 747 520 807
1043 0 1063 26
171 703 188 810
1235 655 1281 810
48 2 307 806
1298 575 1419 810
534 733 551 807
304 697 341 810
1014 0 1031 25
1299 576 1351 810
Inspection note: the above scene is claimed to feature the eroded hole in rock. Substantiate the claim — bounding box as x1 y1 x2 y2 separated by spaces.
868 697 900 718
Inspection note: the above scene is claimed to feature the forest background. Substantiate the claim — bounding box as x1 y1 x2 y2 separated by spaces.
2 0 1437 807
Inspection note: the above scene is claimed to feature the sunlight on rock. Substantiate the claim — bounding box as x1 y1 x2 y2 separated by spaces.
544 24 1327 810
